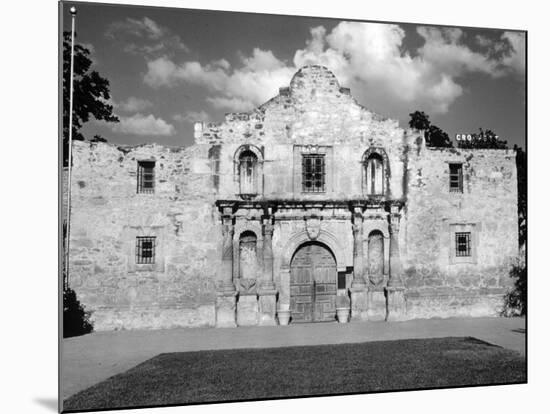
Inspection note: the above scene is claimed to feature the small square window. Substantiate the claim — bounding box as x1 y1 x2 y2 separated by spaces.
302 155 325 193
137 161 155 194
449 163 463 193
136 236 156 264
455 232 471 257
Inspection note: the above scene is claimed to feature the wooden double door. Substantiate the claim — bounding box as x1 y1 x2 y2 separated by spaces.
290 243 337 323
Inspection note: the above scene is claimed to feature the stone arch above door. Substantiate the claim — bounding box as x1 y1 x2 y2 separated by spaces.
289 241 338 323
280 229 346 272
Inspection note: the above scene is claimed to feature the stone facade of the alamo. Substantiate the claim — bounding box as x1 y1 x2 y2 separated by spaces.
66 66 519 330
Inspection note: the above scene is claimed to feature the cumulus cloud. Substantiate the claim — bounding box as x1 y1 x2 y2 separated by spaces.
106 17 189 57
293 23 508 113
475 34 493 48
109 113 175 136
107 17 165 39
144 48 295 111
172 110 211 123
142 22 525 114
115 96 153 112
499 31 526 76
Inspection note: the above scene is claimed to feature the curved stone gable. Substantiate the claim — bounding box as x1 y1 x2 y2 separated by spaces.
196 65 407 147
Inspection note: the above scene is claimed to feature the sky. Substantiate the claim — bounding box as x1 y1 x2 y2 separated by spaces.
61 1 526 149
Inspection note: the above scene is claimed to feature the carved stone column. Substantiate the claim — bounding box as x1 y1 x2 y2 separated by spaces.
385 204 406 321
387 207 404 288
352 221 366 288
220 211 236 293
261 217 275 291
350 205 368 320
216 207 237 327
258 211 277 325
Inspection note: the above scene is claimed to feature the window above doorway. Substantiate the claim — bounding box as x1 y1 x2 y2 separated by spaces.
302 154 326 193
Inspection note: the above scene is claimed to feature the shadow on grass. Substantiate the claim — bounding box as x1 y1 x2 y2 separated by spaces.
63 336 526 413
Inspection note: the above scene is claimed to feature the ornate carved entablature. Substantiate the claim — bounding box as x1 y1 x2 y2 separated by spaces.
215 199 404 244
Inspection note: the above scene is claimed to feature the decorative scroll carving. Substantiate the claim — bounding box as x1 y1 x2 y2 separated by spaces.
239 278 257 293
305 216 321 240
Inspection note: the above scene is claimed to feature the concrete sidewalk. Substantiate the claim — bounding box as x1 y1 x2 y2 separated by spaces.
61 317 526 401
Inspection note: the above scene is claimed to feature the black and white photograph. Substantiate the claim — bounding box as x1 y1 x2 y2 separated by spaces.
55 0 530 412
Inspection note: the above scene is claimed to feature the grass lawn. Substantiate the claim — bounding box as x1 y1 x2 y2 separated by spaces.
63 336 526 412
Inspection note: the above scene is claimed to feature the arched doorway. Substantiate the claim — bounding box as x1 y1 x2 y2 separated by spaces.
290 242 337 323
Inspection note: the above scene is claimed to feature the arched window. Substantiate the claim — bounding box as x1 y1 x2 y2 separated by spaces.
239 231 258 279
365 153 384 195
238 150 258 196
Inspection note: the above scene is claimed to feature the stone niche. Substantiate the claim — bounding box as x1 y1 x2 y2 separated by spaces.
233 213 263 295
362 208 390 320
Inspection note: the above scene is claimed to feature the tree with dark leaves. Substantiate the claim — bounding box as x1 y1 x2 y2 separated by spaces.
408 110 453 148
63 284 94 337
501 264 526 317
457 128 508 149
63 31 118 166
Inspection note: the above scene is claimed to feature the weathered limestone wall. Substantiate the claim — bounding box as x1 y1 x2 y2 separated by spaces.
68 140 221 330
65 65 519 330
402 146 518 318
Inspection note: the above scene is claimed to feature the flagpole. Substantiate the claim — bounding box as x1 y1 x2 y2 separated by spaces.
65 6 77 290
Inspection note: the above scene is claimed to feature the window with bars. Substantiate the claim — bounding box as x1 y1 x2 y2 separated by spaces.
136 236 156 264
449 163 463 193
137 161 155 193
302 154 325 192
455 232 471 257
